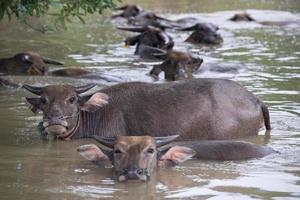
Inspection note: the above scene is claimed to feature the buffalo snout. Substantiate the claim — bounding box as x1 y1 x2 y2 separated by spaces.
118 166 149 182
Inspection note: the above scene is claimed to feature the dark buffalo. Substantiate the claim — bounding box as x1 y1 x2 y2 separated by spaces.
78 135 195 182
118 25 174 58
24 78 271 140
229 12 255 22
127 12 174 30
78 135 275 182
150 50 203 81
177 23 223 45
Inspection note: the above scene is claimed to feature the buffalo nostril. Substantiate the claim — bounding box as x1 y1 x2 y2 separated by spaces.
137 169 143 175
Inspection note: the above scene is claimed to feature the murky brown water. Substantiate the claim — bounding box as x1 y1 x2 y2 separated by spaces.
0 0 299 199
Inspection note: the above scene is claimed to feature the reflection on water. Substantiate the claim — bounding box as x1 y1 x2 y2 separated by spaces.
0 0 300 199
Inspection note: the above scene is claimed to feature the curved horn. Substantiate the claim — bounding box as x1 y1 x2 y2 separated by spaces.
117 26 145 32
42 57 64 65
159 32 171 45
154 22 173 30
176 24 198 31
75 84 96 94
93 135 116 149
23 84 43 96
155 135 180 147
152 51 167 60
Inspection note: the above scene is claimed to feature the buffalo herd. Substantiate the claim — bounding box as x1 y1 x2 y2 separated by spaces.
1 4 277 182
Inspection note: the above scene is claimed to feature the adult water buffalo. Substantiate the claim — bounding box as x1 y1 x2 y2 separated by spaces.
24 78 271 140
0 51 122 83
229 12 296 26
118 25 174 59
229 12 255 22
78 135 275 182
177 23 223 45
150 50 203 81
0 51 63 75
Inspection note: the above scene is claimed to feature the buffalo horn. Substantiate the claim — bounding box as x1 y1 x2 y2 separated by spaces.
42 57 64 65
155 135 180 147
75 84 96 94
93 136 116 149
116 26 145 32
176 24 198 31
23 84 43 96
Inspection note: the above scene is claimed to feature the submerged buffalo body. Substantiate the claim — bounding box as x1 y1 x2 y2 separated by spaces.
24 78 271 140
0 51 63 76
0 52 122 86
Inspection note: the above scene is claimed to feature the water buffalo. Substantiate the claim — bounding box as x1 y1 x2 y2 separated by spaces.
0 52 122 83
229 12 255 22
77 135 195 181
118 25 174 58
0 51 63 75
150 50 203 81
127 12 174 30
177 23 223 45
23 78 271 140
77 135 275 181
229 12 296 26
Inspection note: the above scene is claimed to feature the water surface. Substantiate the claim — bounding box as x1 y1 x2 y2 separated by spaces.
0 0 299 199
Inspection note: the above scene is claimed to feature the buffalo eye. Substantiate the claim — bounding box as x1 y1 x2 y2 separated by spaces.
68 96 76 104
114 149 122 154
146 148 155 154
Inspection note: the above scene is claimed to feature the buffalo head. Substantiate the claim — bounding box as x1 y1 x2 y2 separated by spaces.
77 135 195 182
177 23 223 45
0 51 63 75
119 25 174 57
229 12 255 22
112 5 143 19
150 50 203 81
23 84 108 139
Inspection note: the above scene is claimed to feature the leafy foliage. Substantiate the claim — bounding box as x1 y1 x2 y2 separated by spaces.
0 0 119 30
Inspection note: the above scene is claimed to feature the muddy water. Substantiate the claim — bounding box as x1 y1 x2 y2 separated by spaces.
0 0 299 199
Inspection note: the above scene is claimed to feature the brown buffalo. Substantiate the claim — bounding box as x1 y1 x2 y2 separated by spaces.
177 23 223 45
229 12 255 22
24 78 271 140
150 50 203 81
77 135 195 181
78 135 275 182
118 25 174 59
0 52 122 84
0 51 63 75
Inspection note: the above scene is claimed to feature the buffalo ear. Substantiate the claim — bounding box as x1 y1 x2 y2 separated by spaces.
77 144 112 168
158 146 195 168
25 97 42 114
80 92 109 112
